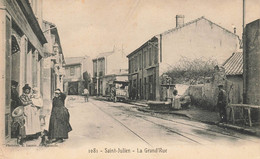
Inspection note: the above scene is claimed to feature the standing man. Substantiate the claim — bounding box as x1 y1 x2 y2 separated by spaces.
83 88 89 102
217 84 227 123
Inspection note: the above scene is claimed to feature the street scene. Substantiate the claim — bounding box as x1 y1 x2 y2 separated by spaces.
1 0 260 158
7 96 259 148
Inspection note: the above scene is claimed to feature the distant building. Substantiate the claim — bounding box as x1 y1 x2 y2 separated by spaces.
92 47 128 96
223 52 243 86
127 16 240 101
63 56 92 95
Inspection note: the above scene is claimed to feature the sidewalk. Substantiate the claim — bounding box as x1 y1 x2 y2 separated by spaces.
126 99 260 137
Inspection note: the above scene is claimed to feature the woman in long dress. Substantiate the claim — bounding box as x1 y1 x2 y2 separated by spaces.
48 89 72 143
20 84 41 140
172 89 181 110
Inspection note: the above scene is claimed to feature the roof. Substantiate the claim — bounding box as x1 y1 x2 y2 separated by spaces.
126 16 239 58
93 51 114 60
65 56 89 65
17 0 47 45
222 52 243 76
126 36 158 58
161 16 238 37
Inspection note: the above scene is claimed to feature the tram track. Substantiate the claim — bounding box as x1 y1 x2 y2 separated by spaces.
92 99 259 144
90 100 203 146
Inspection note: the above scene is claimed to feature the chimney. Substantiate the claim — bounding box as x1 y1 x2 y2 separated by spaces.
176 15 185 27
233 27 236 34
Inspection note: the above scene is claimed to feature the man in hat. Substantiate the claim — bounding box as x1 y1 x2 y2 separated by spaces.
217 84 227 123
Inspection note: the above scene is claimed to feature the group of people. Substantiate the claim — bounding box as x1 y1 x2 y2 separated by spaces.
11 81 72 146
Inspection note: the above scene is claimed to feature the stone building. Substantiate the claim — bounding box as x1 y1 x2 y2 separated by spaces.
92 48 128 96
63 56 92 95
0 0 47 138
127 16 240 101
42 20 65 106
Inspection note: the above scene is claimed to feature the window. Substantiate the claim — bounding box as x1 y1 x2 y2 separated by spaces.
129 59 131 73
139 53 142 69
154 46 158 64
144 50 146 68
135 55 139 71
99 71 103 76
70 67 75 76
149 48 152 66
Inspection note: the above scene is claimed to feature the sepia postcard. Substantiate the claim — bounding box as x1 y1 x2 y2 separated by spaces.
0 0 260 159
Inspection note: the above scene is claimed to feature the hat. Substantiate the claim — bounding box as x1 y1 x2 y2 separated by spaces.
22 84 31 90
218 84 224 88
12 106 24 117
11 80 18 87
54 89 61 94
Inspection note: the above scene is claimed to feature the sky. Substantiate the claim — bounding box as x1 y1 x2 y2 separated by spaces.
42 0 260 58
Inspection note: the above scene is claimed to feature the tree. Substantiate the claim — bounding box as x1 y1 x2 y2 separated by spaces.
83 71 91 88
166 56 218 85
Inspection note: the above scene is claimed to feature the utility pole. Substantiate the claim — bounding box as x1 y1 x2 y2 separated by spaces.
96 58 99 96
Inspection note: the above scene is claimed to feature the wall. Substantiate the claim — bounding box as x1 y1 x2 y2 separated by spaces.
82 56 92 78
244 19 260 105
64 64 82 81
107 50 128 75
188 79 242 110
128 38 159 100
160 18 239 75
226 75 243 104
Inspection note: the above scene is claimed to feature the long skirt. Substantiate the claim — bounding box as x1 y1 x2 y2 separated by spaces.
48 107 72 139
23 105 41 135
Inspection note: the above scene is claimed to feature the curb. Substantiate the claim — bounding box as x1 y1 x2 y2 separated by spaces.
130 102 260 138
93 98 260 138
217 123 260 137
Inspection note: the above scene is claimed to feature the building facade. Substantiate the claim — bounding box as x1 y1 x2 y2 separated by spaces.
127 16 240 101
0 0 47 139
63 56 92 95
244 19 260 105
42 20 65 106
92 48 128 96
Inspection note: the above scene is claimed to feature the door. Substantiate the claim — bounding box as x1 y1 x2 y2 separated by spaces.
68 82 79 95
148 75 153 100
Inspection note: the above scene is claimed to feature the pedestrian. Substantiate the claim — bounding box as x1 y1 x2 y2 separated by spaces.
111 86 117 102
83 88 89 102
48 89 72 143
20 84 41 141
172 89 181 109
11 80 22 138
217 84 227 123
